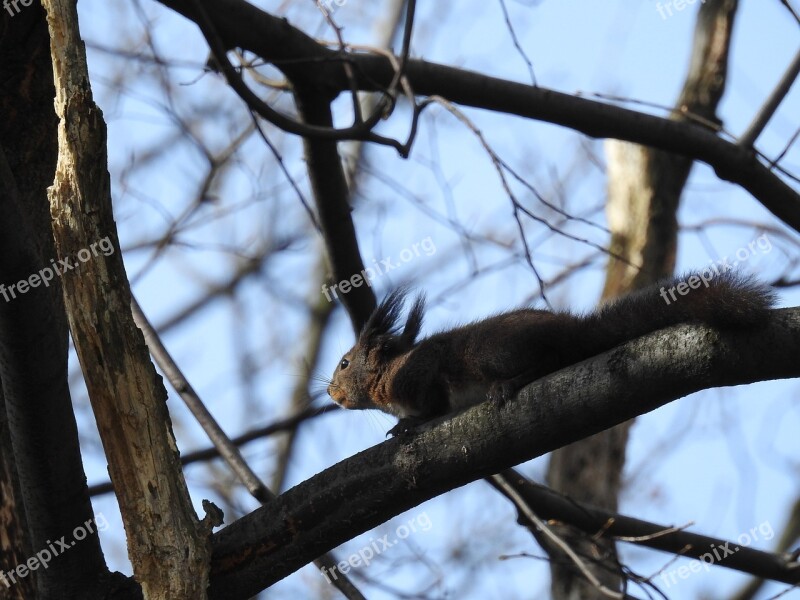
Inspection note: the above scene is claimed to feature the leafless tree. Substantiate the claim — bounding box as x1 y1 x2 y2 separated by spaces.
1 1 799 599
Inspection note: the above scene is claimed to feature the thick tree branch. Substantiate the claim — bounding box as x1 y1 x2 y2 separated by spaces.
207 307 800 598
153 0 800 233
548 3 741 595
0 6 120 596
490 469 800 587
43 1 212 597
294 91 377 331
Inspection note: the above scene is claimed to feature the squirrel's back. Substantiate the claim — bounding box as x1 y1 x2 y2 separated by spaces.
579 271 775 360
329 270 776 423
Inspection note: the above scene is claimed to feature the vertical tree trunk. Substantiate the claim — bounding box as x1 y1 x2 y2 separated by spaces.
42 1 216 597
0 5 111 597
545 2 739 598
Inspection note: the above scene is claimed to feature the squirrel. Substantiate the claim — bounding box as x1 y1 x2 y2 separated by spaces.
327 272 775 434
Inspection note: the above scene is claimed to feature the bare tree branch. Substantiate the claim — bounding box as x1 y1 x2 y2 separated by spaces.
153 0 800 232
491 470 800 589
208 308 800 598
740 48 800 148
86 406 339 498
132 296 365 600
43 0 213 596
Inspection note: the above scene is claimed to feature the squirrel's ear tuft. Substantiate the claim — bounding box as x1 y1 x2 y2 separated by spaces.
400 294 424 348
360 287 408 344
360 288 423 352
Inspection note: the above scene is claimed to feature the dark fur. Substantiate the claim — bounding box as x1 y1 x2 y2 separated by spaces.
329 272 775 424
360 287 424 354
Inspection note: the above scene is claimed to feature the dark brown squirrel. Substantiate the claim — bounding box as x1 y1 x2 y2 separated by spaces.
327 271 775 433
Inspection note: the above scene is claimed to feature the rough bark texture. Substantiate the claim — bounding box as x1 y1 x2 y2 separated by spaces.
546 2 740 598
269 0 408 494
208 309 800 598
41 1 212 598
0 5 119 598
153 0 800 234
0 388 34 600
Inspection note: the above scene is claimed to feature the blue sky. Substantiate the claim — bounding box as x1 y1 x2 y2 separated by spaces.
70 1 800 598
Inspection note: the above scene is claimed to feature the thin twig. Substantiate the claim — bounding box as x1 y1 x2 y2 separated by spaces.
131 296 366 600
491 473 625 599
497 0 537 85
188 0 404 151
740 48 800 148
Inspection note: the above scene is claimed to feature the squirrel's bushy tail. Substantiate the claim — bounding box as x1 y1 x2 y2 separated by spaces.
580 270 775 357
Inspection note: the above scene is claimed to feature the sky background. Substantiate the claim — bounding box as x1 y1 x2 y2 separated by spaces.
62 1 800 598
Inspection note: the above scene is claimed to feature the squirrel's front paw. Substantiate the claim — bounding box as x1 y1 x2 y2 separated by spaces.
387 416 426 437
487 380 518 406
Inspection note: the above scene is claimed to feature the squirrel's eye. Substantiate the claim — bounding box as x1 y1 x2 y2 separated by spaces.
340 358 350 370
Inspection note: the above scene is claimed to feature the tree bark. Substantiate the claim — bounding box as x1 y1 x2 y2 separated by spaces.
546 2 740 597
41 1 215 598
208 309 800 598
0 5 116 597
